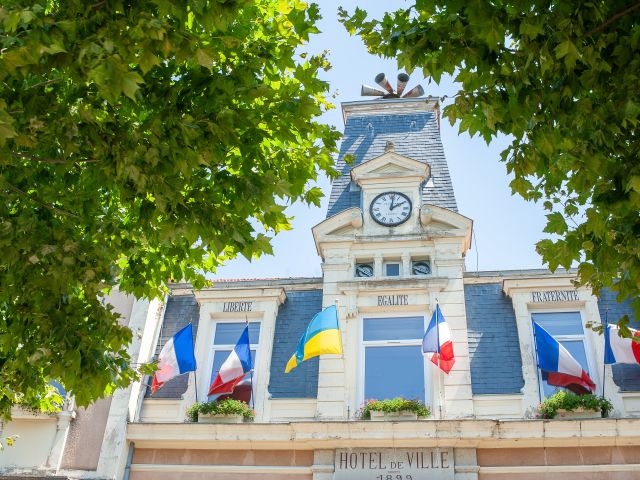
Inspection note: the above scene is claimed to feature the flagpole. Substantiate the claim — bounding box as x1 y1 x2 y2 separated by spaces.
246 315 255 411
435 301 444 420
191 322 198 403
335 298 349 419
149 303 167 398
602 308 608 398
531 321 542 404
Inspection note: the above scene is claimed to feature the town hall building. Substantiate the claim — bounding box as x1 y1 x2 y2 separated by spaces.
2 92 640 480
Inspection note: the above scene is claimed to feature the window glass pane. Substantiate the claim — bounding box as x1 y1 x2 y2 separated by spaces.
532 312 583 336
213 322 260 345
363 317 424 341
365 346 424 401
541 340 589 397
385 263 400 276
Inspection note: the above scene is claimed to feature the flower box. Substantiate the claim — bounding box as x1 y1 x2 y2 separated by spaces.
369 410 418 421
537 391 612 419
554 408 602 420
358 398 430 421
197 413 245 424
187 398 255 423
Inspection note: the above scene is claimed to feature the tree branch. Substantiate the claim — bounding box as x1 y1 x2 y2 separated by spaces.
13 153 101 165
13 153 66 164
2 181 79 218
27 78 62 90
587 2 640 36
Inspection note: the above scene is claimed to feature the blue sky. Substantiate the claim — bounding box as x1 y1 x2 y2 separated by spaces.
212 1 548 280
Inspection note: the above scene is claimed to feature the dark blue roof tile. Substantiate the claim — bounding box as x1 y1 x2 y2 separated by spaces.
598 288 640 392
327 106 457 218
145 295 199 399
269 289 323 398
465 283 525 395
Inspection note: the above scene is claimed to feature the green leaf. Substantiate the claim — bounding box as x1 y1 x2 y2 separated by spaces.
139 50 160 74
0 122 17 145
555 39 579 69
121 72 144 100
629 176 640 193
544 212 568 235
195 49 213 69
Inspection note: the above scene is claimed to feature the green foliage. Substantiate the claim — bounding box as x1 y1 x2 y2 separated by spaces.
186 398 255 422
357 397 430 420
0 434 18 452
538 390 612 419
0 0 339 418
14 381 64 415
340 2 640 327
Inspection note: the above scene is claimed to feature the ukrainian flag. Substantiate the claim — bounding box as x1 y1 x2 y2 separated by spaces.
284 305 342 373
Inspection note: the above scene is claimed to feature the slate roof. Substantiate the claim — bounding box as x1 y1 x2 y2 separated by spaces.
465 282 525 394
145 294 199 399
327 100 458 218
268 289 323 398
598 288 640 392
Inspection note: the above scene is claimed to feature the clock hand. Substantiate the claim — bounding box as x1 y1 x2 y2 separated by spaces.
390 201 406 211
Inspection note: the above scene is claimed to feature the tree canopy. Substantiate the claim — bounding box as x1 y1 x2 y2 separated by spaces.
341 1 640 329
0 0 338 418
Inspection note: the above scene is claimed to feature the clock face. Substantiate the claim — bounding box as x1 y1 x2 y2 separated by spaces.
370 192 412 226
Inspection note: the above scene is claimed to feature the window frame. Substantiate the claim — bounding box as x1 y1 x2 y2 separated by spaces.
530 308 598 398
358 313 431 407
383 261 401 277
204 319 262 400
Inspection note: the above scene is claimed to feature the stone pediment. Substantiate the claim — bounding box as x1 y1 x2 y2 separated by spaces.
351 150 430 187
367 161 415 176
312 208 363 257
420 204 473 251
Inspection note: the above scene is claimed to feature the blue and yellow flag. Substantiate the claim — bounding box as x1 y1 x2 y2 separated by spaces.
284 305 342 373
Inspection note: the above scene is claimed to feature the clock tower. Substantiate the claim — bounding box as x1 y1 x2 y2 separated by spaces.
311 77 475 420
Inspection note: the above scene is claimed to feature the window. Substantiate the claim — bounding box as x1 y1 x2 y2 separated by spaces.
362 317 427 401
384 262 400 277
355 262 374 278
532 311 593 398
209 322 260 400
411 260 431 276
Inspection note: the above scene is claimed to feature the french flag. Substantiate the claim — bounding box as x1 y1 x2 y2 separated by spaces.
422 304 455 374
533 322 595 395
208 325 253 396
151 323 197 394
605 324 640 365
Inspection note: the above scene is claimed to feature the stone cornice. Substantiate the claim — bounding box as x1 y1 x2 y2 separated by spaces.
127 418 640 450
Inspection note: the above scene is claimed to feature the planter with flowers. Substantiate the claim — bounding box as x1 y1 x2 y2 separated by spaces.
358 397 430 421
187 398 255 424
538 391 612 420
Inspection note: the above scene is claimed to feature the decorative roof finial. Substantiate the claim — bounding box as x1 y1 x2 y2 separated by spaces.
361 73 424 99
385 141 395 153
